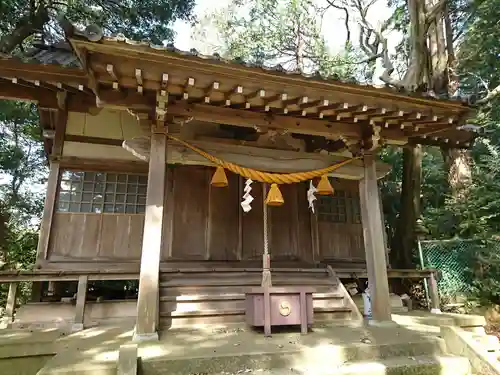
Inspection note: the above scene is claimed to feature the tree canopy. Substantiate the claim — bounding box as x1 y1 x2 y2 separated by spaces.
0 0 196 54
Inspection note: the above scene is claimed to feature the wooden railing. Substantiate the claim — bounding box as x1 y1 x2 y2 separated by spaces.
0 270 139 330
334 267 442 312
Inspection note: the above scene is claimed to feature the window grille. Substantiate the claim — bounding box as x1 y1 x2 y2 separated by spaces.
57 171 147 214
317 190 348 223
317 189 361 224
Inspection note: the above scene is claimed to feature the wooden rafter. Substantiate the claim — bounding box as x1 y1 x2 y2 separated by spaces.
0 60 86 83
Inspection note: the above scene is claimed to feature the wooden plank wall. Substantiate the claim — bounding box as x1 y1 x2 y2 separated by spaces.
160 165 362 263
49 212 144 260
47 165 365 264
316 179 365 262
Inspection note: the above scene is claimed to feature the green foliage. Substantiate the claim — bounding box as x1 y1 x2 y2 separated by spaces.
0 100 44 307
0 0 196 53
196 0 360 79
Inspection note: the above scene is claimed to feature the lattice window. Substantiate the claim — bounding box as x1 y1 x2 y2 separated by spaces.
317 189 362 224
347 191 362 224
317 190 348 223
57 171 147 214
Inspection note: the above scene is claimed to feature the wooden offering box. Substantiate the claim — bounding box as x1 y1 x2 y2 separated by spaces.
245 286 314 336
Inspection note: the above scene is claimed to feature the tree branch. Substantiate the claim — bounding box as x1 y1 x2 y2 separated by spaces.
425 0 447 25
324 0 351 47
475 84 500 105
0 6 49 54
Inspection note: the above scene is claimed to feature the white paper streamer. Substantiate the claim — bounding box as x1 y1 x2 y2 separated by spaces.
241 178 254 212
307 180 317 213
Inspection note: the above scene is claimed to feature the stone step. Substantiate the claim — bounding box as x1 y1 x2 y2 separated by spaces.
140 341 451 375
472 334 500 351
294 355 471 375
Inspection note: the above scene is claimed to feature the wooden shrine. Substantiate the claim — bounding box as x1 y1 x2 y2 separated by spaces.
0 22 476 339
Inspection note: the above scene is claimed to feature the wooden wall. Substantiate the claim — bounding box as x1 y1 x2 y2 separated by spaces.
47 165 366 264
48 213 144 260
316 179 365 262
160 165 362 263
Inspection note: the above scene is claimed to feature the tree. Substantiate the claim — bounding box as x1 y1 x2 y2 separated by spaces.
194 0 360 78
0 0 196 54
326 0 486 268
0 101 45 267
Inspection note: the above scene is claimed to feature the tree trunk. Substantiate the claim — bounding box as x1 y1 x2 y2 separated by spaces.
391 144 423 269
0 7 49 54
403 0 430 90
442 148 472 198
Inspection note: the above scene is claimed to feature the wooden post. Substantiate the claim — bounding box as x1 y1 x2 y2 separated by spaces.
36 103 66 267
378 188 391 268
1 282 18 327
359 154 392 323
134 131 167 341
73 275 88 332
428 271 442 313
36 161 60 265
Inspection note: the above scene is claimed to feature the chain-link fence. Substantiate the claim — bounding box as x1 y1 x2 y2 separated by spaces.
420 239 478 305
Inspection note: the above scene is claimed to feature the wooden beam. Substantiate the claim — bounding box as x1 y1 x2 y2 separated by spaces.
35 162 60 265
58 156 148 174
52 92 68 157
121 136 392 179
359 153 392 323
135 131 167 341
65 134 123 146
168 102 364 138
0 60 87 84
0 80 95 112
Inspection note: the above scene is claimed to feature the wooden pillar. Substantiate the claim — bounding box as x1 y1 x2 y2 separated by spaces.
35 161 60 265
72 275 88 332
36 103 66 267
1 282 18 327
428 271 442 313
359 154 392 323
134 131 167 341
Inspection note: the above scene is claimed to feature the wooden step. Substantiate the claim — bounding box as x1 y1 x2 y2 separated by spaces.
160 305 351 318
160 285 338 296
160 308 244 318
160 291 344 301
160 267 328 275
160 295 346 313
160 293 244 302
314 306 352 313
159 276 334 285
160 299 246 312
159 279 335 288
